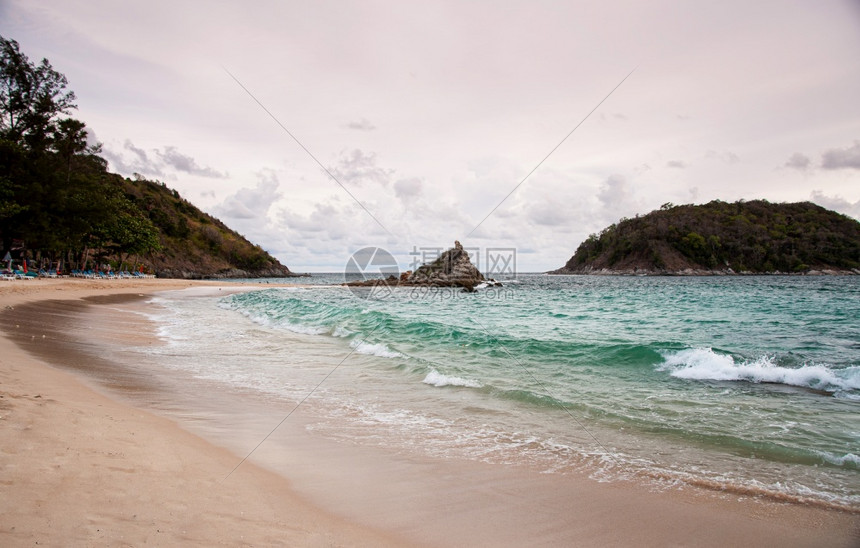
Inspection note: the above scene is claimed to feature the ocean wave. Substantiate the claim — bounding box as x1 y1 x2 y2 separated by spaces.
332 325 353 338
236 307 328 336
657 348 860 393
422 369 482 388
350 339 405 359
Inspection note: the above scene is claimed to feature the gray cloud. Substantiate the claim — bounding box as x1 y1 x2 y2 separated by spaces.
527 200 570 227
345 118 377 131
156 146 227 178
667 160 687 169
103 140 225 179
102 139 164 178
784 152 811 171
689 186 700 201
810 190 860 220
125 140 150 164
599 112 628 122
821 140 860 170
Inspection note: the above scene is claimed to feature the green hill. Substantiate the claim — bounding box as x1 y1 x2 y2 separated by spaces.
119 175 297 278
551 200 860 275
0 35 297 278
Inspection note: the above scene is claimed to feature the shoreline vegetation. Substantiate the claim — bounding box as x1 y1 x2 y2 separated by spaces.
1 279 858 546
1 36 303 281
551 200 860 276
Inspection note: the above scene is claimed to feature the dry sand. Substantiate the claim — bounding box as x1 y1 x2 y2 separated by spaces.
0 278 858 547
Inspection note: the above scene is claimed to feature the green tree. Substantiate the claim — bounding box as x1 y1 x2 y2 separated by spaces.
0 36 77 149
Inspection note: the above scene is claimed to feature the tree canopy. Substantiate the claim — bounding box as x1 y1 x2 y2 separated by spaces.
555 200 860 274
0 35 160 269
0 36 293 277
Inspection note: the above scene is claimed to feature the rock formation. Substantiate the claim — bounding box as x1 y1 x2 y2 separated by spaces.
344 241 494 291
406 241 484 289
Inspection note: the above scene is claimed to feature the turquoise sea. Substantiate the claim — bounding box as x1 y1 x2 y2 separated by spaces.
144 275 859 509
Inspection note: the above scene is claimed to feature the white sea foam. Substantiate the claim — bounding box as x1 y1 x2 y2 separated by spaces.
814 451 860 468
658 348 860 392
422 369 482 388
350 339 404 358
332 326 353 338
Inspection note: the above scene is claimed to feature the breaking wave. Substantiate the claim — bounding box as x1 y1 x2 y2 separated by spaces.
658 348 860 394
422 369 482 388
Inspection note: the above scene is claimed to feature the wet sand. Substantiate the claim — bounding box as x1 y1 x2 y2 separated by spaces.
1 278 858 546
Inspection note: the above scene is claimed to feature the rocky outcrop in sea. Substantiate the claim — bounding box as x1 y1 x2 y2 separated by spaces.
345 241 497 291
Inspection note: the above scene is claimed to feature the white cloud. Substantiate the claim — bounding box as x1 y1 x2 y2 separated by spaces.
705 150 740 164
328 149 394 187
527 200 572 227
598 174 633 211
214 171 282 220
394 178 423 201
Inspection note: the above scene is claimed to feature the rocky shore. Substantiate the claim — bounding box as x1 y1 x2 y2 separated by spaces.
549 266 860 276
155 266 309 279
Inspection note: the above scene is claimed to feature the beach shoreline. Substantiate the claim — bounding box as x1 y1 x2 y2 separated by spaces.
1 278 858 546
0 278 405 546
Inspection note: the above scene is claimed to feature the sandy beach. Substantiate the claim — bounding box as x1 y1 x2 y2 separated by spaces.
0 279 403 547
1 278 858 547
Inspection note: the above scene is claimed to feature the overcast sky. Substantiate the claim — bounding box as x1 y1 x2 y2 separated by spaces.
3 1 859 272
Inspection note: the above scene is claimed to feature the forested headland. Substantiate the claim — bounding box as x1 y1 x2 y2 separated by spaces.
0 36 296 278
551 200 860 275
